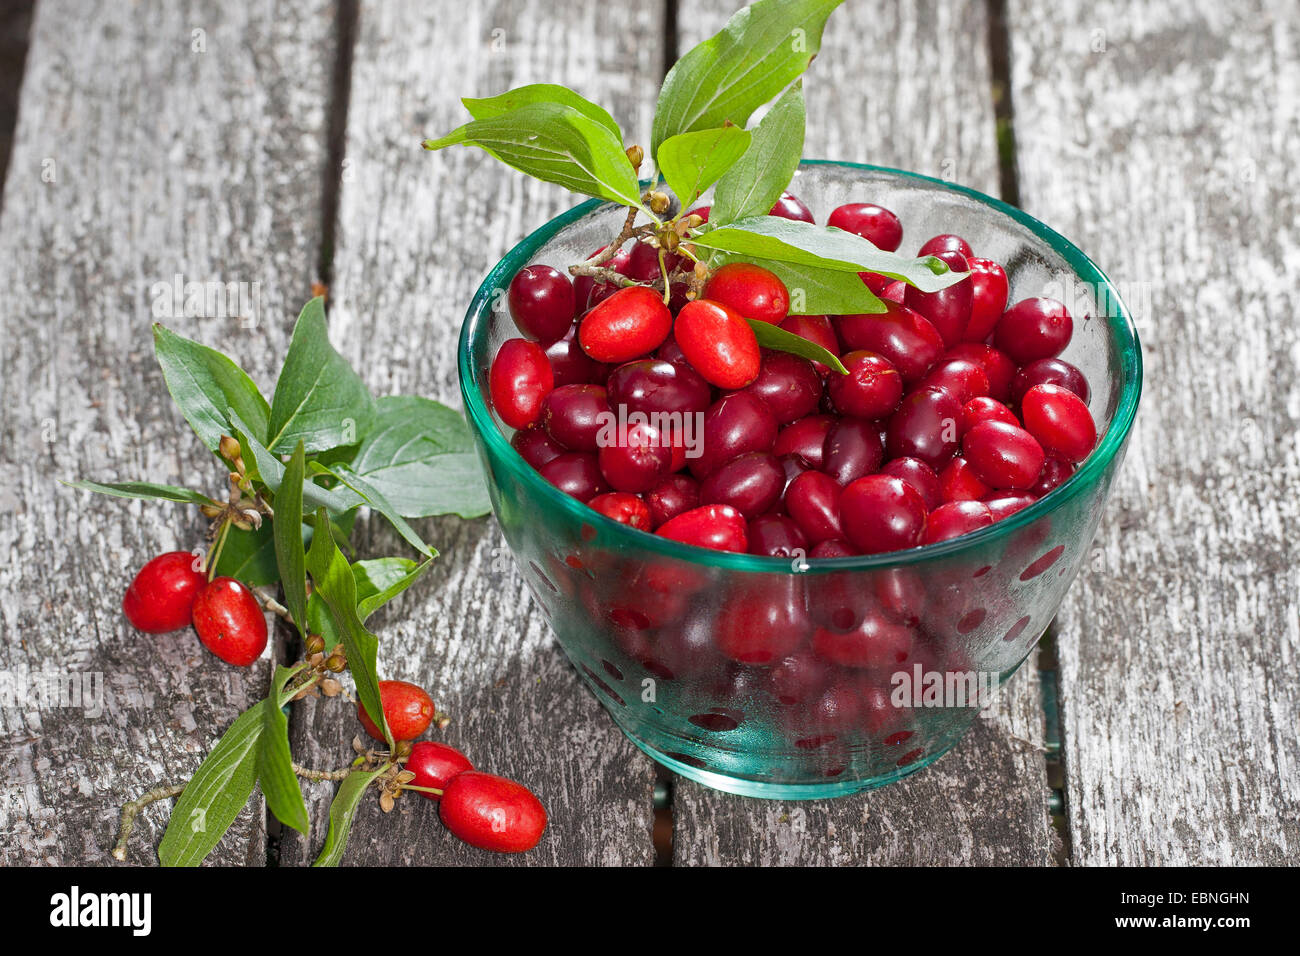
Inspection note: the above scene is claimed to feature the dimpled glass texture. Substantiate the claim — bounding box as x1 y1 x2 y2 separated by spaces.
459 161 1142 799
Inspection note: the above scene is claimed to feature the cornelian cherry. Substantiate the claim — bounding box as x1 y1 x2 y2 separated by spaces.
963 421 1046 490
588 492 653 530
656 503 748 552
836 301 945 383
490 338 553 430
904 249 972 348
439 771 547 853
778 314 841 376
579 285 672 363
959 396 1019 437
827 202 903 251
122 551 206 633
358 679 435 741
770 191 814 222
1020 383 1096 463
405 741 473 801
508 265 575 341
923 500 994 544
827 350 903 419
703 262 790 323
963 257 1009 342
674 298 761 389
993 297 1073 365
840 474 928 554
191 576 267 666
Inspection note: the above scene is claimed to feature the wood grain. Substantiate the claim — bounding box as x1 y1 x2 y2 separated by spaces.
277 0 665 866
669 0 1056 866
0 0 337 864
1007 0 1300 864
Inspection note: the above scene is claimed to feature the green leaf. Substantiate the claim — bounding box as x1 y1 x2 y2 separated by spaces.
423 101 642 209
747 318 847 374
273 442 308 637
158 704 264 866
60 479 217 506
693 216 968 292
266 298 375 455
463 84 621 139
710 82 805 225
353 557 433 619
305 509 389 746
651 0 843 157
153 324 270 452
229 409 362 516
257 676 310 836
213 523 279 587
305 557 431 651
713 253 886 315
657 125 752 207
313 765 386 867
348 396 491 519
319 463 433 557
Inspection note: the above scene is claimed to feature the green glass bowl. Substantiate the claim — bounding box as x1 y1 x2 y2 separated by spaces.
458 161 1142 799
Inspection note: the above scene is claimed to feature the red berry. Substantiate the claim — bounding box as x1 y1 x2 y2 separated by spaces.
939 456 993 502
959 396 1019 437
904 250 972 348
122 551 206 633
489 338 553 430
1010 357 1091 405
884 385 963 470
840 474 928 554
809 538 855 558
703 262 790 324
963 257 1009 342
878 457 942 511
573 245 630 311
784 471 844 544
598 421 672 493
747 514 808 558
993 297 1073 365
508 265 575 341
644 474 700 527
190 576 268 666
406 741 473 801
773 414 835 470
827 203 903 251
741 351 823 423
511 424 565 469
778 314 841 376
538 451 608 502
579 285 672 363
918 233 974 260
769 191 814 222
699 452 785 518
439 771 547 853
880 279 908 303
827 350 903 419
1021 383 1097 463
813 611 914 669
715 580 810 665
540 383 609 451
656 503 748 553
943 342 1017 403
835 301 945 384
1028 457 1075 498
920 357 990 405
606 358 711 418
621 240 681 282
674 298 761 389
544 325 606 386
690 392 778 479
963 420 1046 490
823 417 884 486
588 492 654 530
358 679 435 741
986 493 1038 520
922 500 994 544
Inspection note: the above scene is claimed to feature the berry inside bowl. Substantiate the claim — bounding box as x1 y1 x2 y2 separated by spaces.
458 160 1141 799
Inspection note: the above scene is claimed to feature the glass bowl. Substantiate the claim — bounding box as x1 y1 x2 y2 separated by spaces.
458 160 1142 799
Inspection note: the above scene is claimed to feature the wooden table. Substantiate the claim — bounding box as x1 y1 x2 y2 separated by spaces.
1 0 1296 866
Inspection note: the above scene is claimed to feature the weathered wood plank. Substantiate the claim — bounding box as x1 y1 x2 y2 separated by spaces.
670 0 1056 866
1007 0 1300 864
278 0 664 866
0 0 337 864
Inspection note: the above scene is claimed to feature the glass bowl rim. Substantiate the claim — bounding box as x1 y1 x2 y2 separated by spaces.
458 159 1143 573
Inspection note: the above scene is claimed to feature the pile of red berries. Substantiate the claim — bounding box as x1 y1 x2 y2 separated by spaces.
123 553 268 665
360 680 547 853
489 193 1096 556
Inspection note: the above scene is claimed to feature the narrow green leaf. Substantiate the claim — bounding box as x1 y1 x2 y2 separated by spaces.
313 766 386 867
273 442 308 636
305 509 389 747
423 102 642 208
693 216 969 292
257 681 310 836
213 523 279 587
266 298 375 455
305 557 432 651
748 317 848 374
321 463 433 557
713 253 886 315
348 395 490 519
651 0 844 157
463 84 622 139
60 479 217 506
229 409 362 516
153 324 270 452
158 705 264 867
710 82 805 225
657 125 752 207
